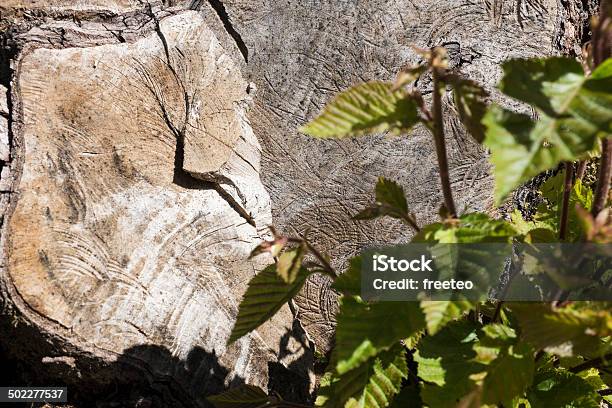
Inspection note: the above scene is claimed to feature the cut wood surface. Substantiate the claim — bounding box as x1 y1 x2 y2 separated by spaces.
0 0 594 406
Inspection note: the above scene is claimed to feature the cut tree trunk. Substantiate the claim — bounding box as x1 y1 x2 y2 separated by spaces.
0 0 595 406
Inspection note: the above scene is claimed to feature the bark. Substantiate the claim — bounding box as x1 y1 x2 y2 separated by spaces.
0 0 597 406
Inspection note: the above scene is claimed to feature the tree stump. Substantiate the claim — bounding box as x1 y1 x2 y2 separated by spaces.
0 0 595 406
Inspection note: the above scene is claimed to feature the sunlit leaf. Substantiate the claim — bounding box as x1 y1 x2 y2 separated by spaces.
484 57 612 203
316 345 408 408
420 300 474 335
334 297 425 375
277 244 306 283
509 303 612 356
526 368 602 407
300 82 419 139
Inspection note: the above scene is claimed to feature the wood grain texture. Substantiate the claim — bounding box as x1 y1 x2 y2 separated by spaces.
0 0 595 405
1 9 312 406
215 0 564 350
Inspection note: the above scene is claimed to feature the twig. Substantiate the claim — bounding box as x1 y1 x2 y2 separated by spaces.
559 162 574 240
599 389 612 397
591 0 612 217
401 213 421 232
431 65 457 218
570 353 612 373
492 301 504 323
576 160 588 180
592 138 612 217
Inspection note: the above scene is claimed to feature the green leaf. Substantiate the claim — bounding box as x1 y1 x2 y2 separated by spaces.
316 345 408 408
334 297 425 375
527 368 602 407
207 384 270 408
277 244 306 283
333 256 362 296
484 57 612 203
534 170 593 241
299 82 419 139
509 303 612 355
481 341 535 406
499 57 585 117
413 213 518 244
415 320 484 406
228 265 311 344
355 177 417 226
420 300 474 335
483 107 600 203
509 210 556 243
416 321 535 406
448 75 489 143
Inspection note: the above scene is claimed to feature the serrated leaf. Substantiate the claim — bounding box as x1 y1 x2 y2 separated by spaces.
483 107 601 204
228 265 311 344
484 57 612 203
448 75 489 143
420 300 474 335
415 320 484 406
333 256 362 296
316 345 408 408
417 320 535 407
499 57 585 117
334 297 424 375
481 342 535 406
207 384 270 408
526 368 602 407
509 303 612 355
300 82 419 139
277 244 306 283
413 213 518 244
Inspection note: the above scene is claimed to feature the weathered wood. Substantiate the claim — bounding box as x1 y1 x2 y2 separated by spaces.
0 0 595 406
0 5 311 406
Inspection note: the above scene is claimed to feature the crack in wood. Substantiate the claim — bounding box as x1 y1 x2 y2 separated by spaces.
201 0 248 63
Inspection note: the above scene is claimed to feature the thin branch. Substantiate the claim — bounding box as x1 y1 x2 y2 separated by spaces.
570 352 612 373
599 389 612 397
559 162 574 240
591 0 612 216
431 66 457 218
576 160 588 180
400 213 421 232
592 138 612 217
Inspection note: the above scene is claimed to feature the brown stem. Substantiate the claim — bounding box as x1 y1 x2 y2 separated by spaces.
559 162 574 240
599 389 612 397
570 352 612 373
431 68 457 218
401 213 421 232
576 160 588 180
492 301 504 323
591 0 612 216
592 138 612 217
